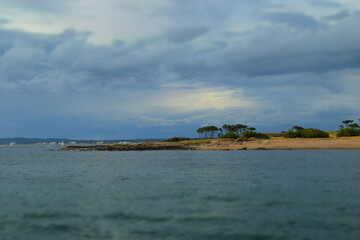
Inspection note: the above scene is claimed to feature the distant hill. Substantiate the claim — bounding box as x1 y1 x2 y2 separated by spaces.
0 137 71 144
0 137 164 144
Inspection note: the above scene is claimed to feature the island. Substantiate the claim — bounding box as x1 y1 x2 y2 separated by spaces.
61 120 360 151
61 136 360 151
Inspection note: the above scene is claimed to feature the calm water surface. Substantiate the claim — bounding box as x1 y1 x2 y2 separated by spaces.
0 145 360 239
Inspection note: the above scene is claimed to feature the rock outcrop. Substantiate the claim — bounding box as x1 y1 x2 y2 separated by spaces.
61 142 195 151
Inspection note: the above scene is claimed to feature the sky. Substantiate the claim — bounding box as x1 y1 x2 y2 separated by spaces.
1 0 360 139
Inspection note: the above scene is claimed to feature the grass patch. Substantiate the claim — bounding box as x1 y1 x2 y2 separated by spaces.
328 131 337 138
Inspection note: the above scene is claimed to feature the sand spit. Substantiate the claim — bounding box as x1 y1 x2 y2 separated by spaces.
195 137 360 150
61 137 360 151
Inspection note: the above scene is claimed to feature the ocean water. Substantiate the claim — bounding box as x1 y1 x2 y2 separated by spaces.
0 146 360 240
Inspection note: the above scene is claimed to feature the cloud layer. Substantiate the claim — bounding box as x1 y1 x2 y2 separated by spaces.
0 0 360 138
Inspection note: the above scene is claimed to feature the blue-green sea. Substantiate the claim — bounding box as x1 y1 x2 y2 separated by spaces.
1 145 360 240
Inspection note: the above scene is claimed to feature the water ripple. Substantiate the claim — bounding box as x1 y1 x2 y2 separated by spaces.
22 213 82 219
103 212 170 222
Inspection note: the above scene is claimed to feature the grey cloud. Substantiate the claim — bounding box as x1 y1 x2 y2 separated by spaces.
0 45 47 82
1 8 360 91
323 10 351 21
0 28 172 91
225 50 360 77
0 0 68 13
217 11 360 77
165 26 209 43
0 29 95 90
164 0 261 26
265 12 322 30
0 28 82 56
1 1 360 138
0 18 9 25
0 28 89 76
310 1 343 8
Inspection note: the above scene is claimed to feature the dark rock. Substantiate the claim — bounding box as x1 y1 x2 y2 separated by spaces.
60 143 194 151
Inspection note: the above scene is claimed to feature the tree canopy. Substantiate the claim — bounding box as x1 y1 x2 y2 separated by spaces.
337 119 360 137
197 123 268 139
196 126 220 139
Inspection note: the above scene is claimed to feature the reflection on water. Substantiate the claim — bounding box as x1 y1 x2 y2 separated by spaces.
1 146 360 239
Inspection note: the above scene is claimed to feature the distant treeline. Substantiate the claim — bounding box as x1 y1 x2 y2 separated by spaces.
196 124 269 139
284 126 329 138
284 119 360 138
164 119 360 142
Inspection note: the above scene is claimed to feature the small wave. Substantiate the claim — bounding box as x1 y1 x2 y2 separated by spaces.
104 212 170 222
23 213 82 219
177 215 245 224
123 192 192 201
131 230 173 238
132 230 274 240
21 223 81 234
202 232 274 240
203 195 238 202
264 200 294 207
43 224 80 233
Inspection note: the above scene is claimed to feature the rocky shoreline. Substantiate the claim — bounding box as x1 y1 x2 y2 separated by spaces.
61 142 197 151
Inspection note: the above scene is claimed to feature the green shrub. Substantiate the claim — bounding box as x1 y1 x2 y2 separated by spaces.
163 137 191 142
220 131 239 139
300 128 329 138
337 128 360 137
284 131 301 138
285 127 329 138
242 131 270 139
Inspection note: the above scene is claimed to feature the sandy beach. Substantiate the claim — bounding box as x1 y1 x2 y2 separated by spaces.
193 137 360 150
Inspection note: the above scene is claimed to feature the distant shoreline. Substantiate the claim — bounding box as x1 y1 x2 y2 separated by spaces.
61 137 360 151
